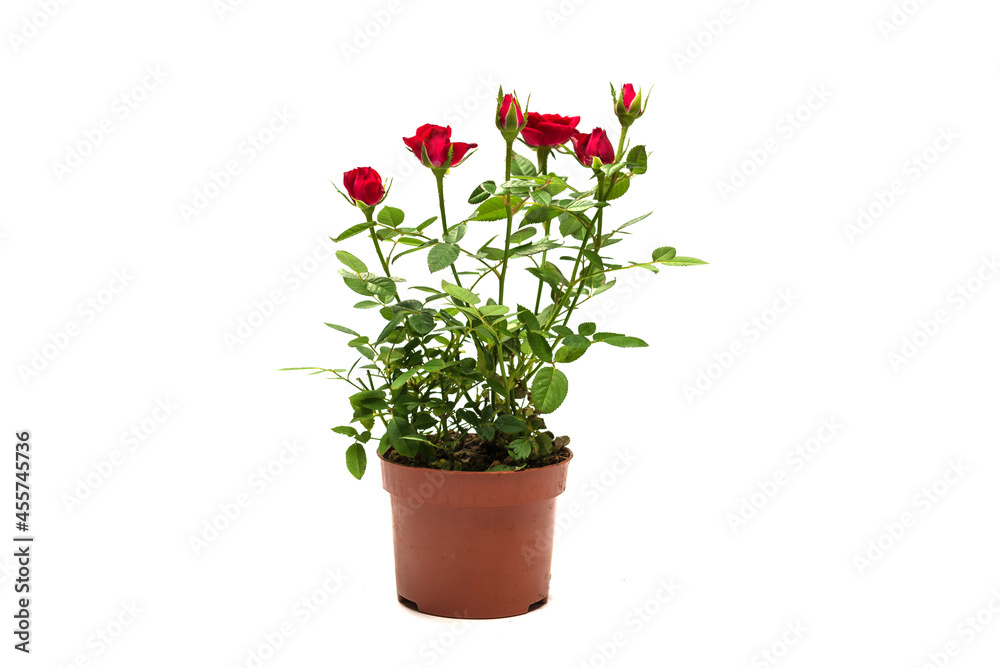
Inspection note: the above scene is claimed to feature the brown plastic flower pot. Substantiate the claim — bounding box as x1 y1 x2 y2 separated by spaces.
379 450 572 619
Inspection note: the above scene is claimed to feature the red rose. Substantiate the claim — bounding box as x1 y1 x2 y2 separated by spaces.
520 112 581 148
402 124 477 168
614 83 644 127
570 128 615 167
497 93 524 133
622 84 638 110
343 166 385 207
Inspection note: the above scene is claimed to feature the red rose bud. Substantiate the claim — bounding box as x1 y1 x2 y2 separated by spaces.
520 112 581 148
614 83 645 127
343 166 386 207
571 128 615 168
496 93 525 139
402 124 477 169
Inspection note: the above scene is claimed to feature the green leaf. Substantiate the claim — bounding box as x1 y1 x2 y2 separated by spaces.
555 346 587 363
336 250 367 274
417 216 438 232
479 304 510 317
525 206 561 224
392 239 436 263
619 212 652 230
391 368 420 390
517 309 541 331
531 367 568 413
559 213 584 237
441 280 480 305
469 181 496 204
375 312 406 345
567 199 597 212
332 426 358 437
387 418 416 457
365 276 398 297
333 222 375 242
653 247 676 262
345 443 367 479
607 177 630 201
626 145 647 175
578 322 597 336
527 331 553 362
428 243 460 273
599 335 649 348
508 439 531 460
494 415 526 435
510 152 537 177
408 310 435 335
659 256 708 266
444 223 467 244
325 323 359 336
353 300 381 309
422 359 456 372
562 334 591 349
508 227 537 244
511 240 561 257
531 189 552 205
377 206 405 227
526 265 564 288
470 196 508 222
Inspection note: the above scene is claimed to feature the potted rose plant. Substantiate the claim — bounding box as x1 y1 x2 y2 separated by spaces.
285 84 705 619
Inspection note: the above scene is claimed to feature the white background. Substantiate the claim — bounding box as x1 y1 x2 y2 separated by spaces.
3 0 999 666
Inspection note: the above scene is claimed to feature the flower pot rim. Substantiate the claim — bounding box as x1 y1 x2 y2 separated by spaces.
377 447 573 476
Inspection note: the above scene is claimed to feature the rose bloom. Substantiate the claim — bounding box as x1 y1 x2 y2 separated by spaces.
497 94 524 132
570 128 614 167
403 124 477 168
520 112 581 148
343 166 385 206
